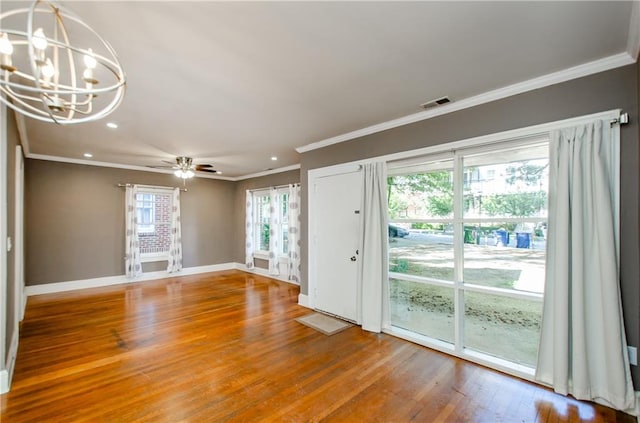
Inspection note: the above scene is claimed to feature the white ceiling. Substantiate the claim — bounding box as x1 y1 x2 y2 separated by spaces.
3 1 639 179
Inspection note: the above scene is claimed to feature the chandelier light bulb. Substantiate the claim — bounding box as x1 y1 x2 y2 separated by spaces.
41 58 55 78
0 33 13 55
32 27 47 50
83 48 97 69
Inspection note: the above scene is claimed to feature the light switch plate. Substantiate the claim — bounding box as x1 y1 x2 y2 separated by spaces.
6 237 11 252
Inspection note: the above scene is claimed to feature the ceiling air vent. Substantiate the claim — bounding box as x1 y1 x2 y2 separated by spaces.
420 96 451 109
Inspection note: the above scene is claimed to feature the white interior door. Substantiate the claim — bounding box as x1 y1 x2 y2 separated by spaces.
313 169 362 322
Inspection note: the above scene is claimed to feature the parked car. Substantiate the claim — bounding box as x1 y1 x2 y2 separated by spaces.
389 224 409 238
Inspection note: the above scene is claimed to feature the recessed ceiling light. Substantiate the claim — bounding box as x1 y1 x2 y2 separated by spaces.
83 153 93 158
216 171 223 174
106 122 118 129
271 156 277 161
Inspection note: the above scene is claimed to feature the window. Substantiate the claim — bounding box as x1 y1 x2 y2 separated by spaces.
136 193 155 233
136 189 172 261
251 188 289 257
255 192 271 252
388 140 548 372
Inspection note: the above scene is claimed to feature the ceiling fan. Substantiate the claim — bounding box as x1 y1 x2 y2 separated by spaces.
150 156 220 179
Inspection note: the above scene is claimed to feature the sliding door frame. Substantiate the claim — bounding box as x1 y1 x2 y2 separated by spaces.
383 109 621 381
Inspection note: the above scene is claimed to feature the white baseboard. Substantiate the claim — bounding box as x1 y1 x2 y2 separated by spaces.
25 263 237 296
3 326 19 393
233 262 300 286
298 293 311 308
21 290 26 321
0 370 8 395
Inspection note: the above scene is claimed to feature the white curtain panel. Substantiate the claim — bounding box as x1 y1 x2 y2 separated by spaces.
287 184 301 283
268 187 281 276
167 188 183 273
245 190 255 269
125 185 142 278
359 162 390 333
535 119 634 411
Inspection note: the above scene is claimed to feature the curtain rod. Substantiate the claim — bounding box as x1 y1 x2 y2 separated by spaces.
249 183 300 193
610 113 629 126
117 183 188 192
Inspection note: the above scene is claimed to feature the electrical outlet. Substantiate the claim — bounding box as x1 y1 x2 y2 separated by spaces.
628 346 637 366
6 237 11 252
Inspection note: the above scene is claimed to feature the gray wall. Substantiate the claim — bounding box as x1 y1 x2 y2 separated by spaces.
5 109 18 361
299 63 640 385
232 169 300 269
25 160 236 285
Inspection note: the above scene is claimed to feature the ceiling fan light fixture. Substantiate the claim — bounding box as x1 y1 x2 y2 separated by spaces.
0 1 126 124
174 169 194 179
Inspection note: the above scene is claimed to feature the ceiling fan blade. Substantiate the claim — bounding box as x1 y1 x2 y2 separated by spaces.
195 164 214 170
197 168 219 174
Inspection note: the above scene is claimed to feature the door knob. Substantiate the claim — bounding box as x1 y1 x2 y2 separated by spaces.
350 256 356 262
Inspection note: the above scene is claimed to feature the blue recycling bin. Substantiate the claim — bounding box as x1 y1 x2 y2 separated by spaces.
495 230 509 246
516 232 531 248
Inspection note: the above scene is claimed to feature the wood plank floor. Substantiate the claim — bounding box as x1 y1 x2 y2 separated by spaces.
1 270 635 422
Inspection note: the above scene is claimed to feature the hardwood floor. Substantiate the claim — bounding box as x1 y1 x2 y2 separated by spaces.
1 270 635 422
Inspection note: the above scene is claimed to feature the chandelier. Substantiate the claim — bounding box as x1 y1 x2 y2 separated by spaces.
0 1 125 124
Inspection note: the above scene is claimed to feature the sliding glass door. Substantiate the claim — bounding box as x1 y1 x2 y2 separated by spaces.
388 141 548 371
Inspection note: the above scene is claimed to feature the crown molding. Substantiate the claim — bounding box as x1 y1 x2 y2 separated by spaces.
24 153 300 182
13 113 30 156
628 0 640 60
25 153 237 181
296 52 635 154
234 164 301 181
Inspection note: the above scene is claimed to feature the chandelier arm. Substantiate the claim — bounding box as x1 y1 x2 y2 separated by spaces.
2 86 44 104
0 95 50 121
53 88 124 125
63 95 93 108
64 103 94 115
0 80 100 124
5 69 123 95
0 84 58 118
1 74 99 109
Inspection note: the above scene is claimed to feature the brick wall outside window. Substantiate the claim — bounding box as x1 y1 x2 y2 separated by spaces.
139 193 171 254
